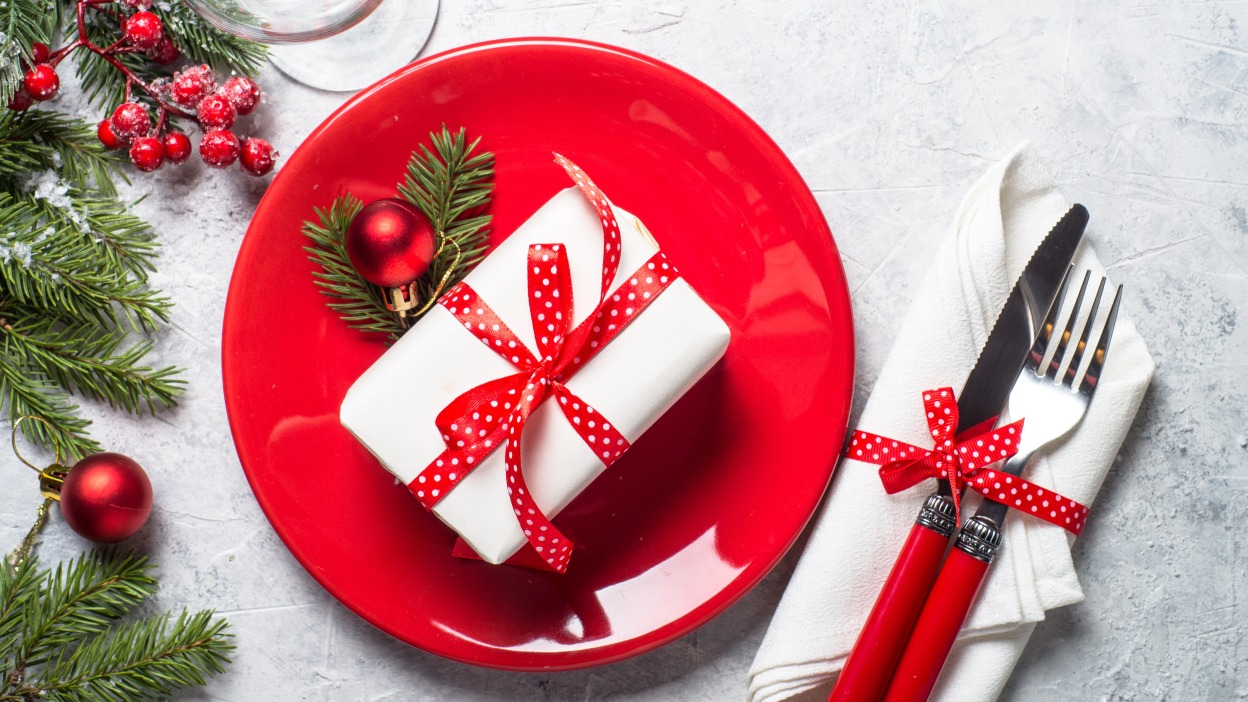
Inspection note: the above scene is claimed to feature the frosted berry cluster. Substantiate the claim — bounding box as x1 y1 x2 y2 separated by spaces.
7 0 276 176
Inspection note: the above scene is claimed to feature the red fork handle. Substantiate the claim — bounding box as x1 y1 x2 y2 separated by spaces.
881 517 1002 702
828 495 956 702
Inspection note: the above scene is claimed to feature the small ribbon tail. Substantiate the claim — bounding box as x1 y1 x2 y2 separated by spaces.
964 465 1091 535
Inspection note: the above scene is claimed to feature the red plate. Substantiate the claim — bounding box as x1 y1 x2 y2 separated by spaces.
223 38 853 671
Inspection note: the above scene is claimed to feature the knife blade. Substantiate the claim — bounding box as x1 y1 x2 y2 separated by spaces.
828 204 1088 702
948 203 1089 458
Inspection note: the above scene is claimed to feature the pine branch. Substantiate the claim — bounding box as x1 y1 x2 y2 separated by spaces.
398 127 495 310
0 558 41 667
0 357 99 459
0 111 123 197
305 127 495 343
15 551 155 670
32 610 231 702
0 190 170 331
2 309 183 414
0 0 58 105
0 552 232 702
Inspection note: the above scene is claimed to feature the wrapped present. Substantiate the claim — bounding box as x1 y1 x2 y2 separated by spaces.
340 156 731 572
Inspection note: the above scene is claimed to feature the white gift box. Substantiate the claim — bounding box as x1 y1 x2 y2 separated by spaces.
340 186 731 565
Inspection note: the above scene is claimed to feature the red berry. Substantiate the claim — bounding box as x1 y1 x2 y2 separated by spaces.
170 65 215 109
30 43 50 65
196 94 236 130
199 129 240 168
129 136 165 172
110 103 151 140
162 132 191 163
146 36 180 65
220 76 261 116
97 119 124 149
7 89 32 112
239 138 277 176
23 65 59 101
122 0 152 8
124 12 164 51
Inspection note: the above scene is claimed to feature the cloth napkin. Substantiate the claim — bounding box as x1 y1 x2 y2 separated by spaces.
747 143 1154 702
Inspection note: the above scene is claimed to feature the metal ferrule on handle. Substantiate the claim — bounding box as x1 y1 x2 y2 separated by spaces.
953 515 1004 563
827 494 957 702
881 517 1005 702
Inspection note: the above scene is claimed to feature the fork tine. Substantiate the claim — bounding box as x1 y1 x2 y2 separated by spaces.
1026 265 1075 374
1044 270 1092 381
1078 283 1122 395
1062 276 1108 388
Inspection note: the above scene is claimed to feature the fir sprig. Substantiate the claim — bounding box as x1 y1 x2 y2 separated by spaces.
2 310 183 414
0 191 170 331
305 126 495 342
0 551 232 702
0 111 119 195
0 103 186 456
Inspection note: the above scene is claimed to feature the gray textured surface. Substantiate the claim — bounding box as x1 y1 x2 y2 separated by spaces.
1 1 1245 700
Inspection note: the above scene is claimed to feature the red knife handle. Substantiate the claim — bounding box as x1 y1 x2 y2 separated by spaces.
828 495 957 702
881 517 1004 702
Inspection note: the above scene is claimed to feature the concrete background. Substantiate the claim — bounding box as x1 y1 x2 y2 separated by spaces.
1 1 1245 699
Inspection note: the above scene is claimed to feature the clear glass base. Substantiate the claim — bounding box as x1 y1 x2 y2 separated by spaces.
268 0 439 92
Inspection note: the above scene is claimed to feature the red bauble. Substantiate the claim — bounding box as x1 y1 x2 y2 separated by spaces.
345 199 436 287
59 452 153 543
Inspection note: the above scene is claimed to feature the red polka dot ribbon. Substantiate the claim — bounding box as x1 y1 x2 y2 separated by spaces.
408 155 680 572
847 387 1089 535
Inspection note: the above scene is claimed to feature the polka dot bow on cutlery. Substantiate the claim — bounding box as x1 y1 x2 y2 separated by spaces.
849 388 1089 535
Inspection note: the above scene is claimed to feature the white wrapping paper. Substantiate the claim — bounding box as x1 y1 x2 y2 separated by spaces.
341 187 731 564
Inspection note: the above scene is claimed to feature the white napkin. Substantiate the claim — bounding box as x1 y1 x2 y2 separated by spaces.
747 143 1154 702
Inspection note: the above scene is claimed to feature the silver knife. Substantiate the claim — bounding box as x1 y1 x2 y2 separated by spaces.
828 204 1088 702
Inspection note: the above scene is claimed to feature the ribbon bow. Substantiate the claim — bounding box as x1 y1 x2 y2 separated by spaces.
409 155 679 572
848 388 1089 535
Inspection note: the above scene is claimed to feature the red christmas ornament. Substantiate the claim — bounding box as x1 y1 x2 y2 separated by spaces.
345 198 437 316
11 417 153 545
57 453 153 543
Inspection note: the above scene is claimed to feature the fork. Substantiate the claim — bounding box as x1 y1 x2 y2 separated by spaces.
880 268 1122 702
